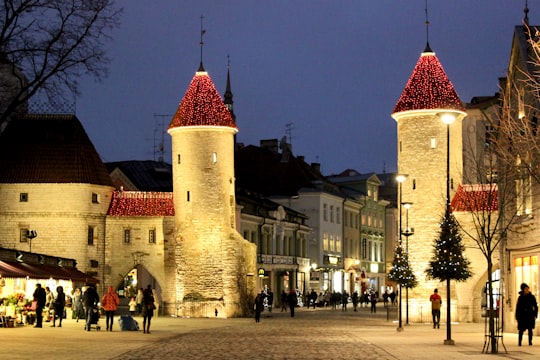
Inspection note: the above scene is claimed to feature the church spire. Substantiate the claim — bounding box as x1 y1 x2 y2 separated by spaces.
424 0 432 53
524 0 530 26
223 55 236 121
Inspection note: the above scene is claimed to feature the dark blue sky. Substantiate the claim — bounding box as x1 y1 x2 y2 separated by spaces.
77 1 529 176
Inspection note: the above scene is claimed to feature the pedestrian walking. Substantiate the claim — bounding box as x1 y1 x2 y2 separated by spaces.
516 283 538 346
267 290 274 312
370 292 378 313
142 284 156 334
352 291 359 312
136 288 144 315
281 290 287 312
287 289 297 317
32 283 46 328
102 286 120 331
51 286 65 327
429 288 442 329
82 284 99 331
129 297 137 316
254 293 264 323
72 288 84 322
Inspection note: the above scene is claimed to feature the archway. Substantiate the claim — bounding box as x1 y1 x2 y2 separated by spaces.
117 264 162 316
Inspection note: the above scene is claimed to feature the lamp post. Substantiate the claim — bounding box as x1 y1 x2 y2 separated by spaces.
395 174 408 332
440 112 457 345
402 202 413 325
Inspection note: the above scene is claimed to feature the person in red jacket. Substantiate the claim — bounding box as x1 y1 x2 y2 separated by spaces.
101 286 120 331
429 288 442 329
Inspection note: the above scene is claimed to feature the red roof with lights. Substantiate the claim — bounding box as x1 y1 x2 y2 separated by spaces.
108 191 175 216
168 71 237 129
451 184 498 212
393 50 465 114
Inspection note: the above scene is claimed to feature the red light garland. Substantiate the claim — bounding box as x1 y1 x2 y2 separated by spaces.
393 51 465 114
108 191 175 216
451 184 498 212
168 71 237 130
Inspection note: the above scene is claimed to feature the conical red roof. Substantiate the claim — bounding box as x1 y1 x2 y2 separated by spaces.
168 71 237 129
392 50 465 114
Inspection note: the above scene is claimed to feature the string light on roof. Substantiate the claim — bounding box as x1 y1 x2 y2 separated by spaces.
169 72 237 129
393 52 465 114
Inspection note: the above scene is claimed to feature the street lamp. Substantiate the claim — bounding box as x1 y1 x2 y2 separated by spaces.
396 174 408 332
401 202 413 325
439 112 457 345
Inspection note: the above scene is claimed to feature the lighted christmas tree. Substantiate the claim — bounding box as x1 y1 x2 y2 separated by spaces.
389 243 417 288
426 211 472 281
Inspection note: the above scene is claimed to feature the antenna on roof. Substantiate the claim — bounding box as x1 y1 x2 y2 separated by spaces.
285 122 295 149
424 0 432 52
153 114 172 162
199 14 206 71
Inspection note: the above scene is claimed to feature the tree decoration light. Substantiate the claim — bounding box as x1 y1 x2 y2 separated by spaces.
393 51 465 114
389 244 417 288
169 71 237 130
426 211 472 282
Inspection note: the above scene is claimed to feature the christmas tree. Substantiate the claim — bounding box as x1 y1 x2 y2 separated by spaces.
389 243 417 288
426 211 472 281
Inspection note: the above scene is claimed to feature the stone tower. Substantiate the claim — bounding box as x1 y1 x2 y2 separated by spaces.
391 43 467 319
167 63 256 318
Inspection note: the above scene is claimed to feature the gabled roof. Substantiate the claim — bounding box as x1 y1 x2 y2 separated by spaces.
392 48 465 115
451 184 498 212
168 71 237 130
106 160 172 192
107 191 174 216
0 114 113 186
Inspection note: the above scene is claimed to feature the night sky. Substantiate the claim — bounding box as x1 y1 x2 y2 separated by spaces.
76 1 530 176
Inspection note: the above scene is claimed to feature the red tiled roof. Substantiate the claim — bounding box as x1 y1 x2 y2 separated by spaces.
0 114 113 186
168 71 237 130
107 191 174 216
393 51 465 114
451 184 498 212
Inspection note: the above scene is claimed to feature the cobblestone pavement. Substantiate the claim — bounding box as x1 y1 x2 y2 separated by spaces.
3 306 539 360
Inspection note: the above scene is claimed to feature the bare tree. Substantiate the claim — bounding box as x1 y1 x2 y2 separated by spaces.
454 94 539 353
0 0 122 127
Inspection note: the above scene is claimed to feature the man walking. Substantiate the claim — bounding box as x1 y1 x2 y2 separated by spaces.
429 288 442 329
33 283 46 328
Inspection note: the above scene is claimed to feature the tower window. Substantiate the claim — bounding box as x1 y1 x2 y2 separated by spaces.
88 226 95 245
149 229 156 244
178 154 181 164
431 138 436 148
20 193 28 202
187 191 190 202
212 152 217 163
92 193 99 204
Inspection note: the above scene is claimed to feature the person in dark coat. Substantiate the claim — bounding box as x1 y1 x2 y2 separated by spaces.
33 283 46 328
515 283 538 346
287 289 297 317
82 285 99 331
254 293 264 323
142 284 155 334
51 286 65 327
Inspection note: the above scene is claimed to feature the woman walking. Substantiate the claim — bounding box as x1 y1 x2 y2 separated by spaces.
142 285 155 334
516 283 538 346
102 286 120 331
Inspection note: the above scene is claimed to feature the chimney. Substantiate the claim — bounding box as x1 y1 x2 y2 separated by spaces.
260 139 279 153
311 163 321 173
297 155 304 162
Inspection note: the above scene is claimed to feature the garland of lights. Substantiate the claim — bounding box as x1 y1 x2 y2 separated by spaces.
393 52 465 114
169 71 237 129
108 191 174 216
